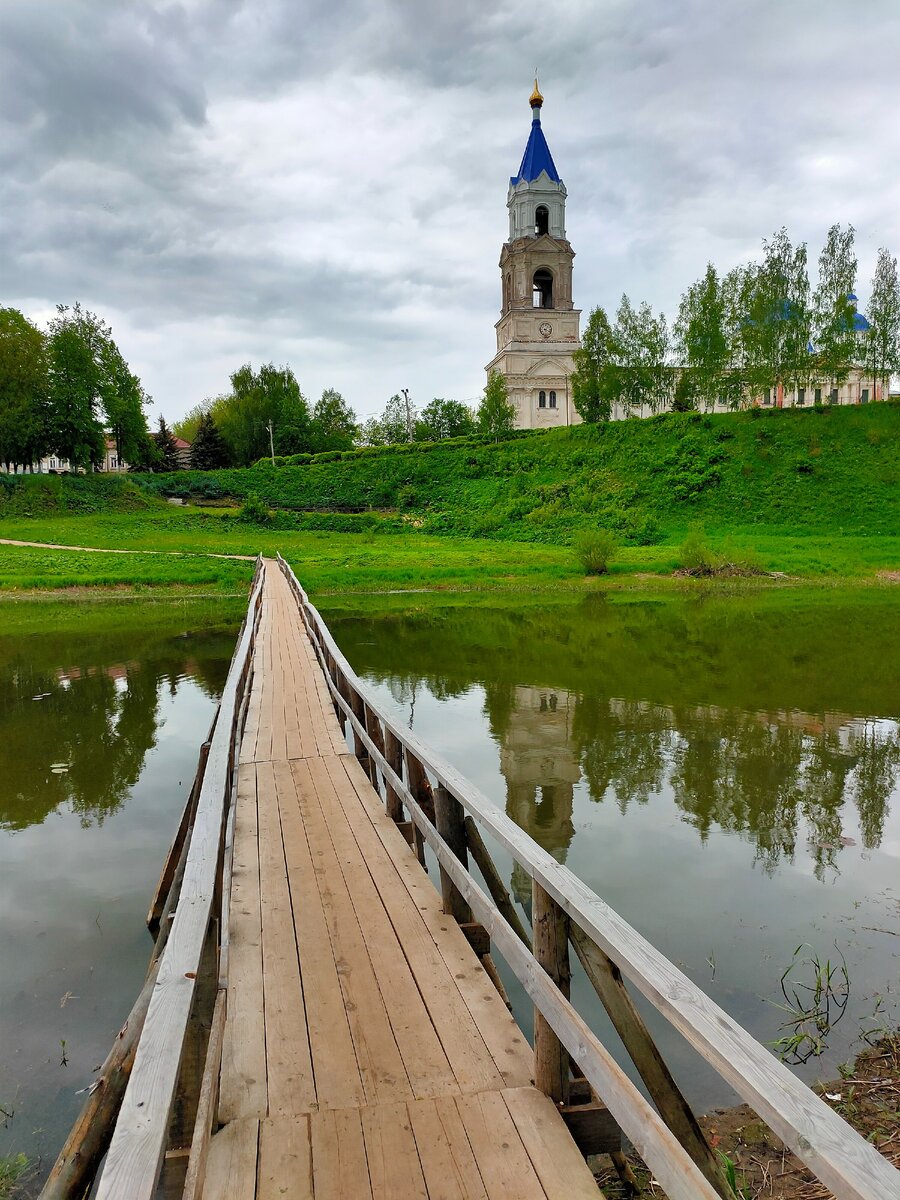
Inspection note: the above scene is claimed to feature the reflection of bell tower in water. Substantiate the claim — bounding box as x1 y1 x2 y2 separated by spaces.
499 686 581 903
485 81 582 429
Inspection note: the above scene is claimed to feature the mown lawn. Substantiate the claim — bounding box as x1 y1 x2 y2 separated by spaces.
0 509 898 595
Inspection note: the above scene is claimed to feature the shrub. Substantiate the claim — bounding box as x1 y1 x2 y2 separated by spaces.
236 493 271 525
678 528 720 574
573 529 617 575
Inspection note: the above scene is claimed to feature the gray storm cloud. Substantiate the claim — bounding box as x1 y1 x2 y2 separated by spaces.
2 0 899 421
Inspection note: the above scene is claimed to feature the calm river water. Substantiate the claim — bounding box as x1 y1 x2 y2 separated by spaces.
1 588 898 1186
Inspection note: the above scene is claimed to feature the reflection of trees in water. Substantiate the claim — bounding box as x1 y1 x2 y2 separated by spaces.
569 698 899 874
0 627 235 832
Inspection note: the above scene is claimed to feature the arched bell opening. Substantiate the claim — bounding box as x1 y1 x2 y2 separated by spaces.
535 206 549 236
533 268 553 309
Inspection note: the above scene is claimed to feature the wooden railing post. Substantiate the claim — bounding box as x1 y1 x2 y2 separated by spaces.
404 750 435 868
532 881 570 1105
434 785 472 924
384 728 405 823
364 703 387 795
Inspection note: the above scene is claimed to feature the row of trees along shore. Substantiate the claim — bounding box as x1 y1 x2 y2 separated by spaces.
571 226 900 421
173 372 517 466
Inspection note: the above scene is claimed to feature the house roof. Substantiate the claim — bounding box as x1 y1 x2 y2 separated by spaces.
173 436 192 450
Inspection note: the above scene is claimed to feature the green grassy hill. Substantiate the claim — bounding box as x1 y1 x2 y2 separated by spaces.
146 402 898 544
0 404 897 586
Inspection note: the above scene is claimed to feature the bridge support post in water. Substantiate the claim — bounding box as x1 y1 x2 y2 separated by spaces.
532 880 571 1105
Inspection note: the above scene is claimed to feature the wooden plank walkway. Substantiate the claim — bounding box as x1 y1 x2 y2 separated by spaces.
208 564 600 1198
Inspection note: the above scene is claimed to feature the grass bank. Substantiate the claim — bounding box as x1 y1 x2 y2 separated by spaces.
0 405 897 595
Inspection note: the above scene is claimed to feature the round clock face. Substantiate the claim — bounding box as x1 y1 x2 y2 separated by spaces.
539 321 552 338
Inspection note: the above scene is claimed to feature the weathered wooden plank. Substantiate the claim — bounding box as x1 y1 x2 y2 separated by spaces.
201 1118 259 1200
257 1116 313 1200
218 764 267 1122
305 755 457 1101
336 753 531 1093
503 1087 605 1200
455 1091 545 1200
256 759 316 1115
274 759 365 1112
361 1100 428 1200
291 757 413 1107
408 1095 487 1200
182 989 226 1200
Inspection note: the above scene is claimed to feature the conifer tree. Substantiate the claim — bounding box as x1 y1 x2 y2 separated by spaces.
153 416 180 471
190 411 229 470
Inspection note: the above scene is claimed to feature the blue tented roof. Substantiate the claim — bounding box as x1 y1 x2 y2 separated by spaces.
511 117 561 186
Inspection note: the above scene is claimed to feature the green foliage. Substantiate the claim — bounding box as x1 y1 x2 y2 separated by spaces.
0 308 48 469
865 247 900 400
190 411 230 470
311 388 357 452
678 528 721 573
573 528 617 574
415 397 476 440
153 416 181 471
478 371 516 441
0 1152 30 1197
812 223 858 385
46 303 108 468
362 392 416 445
236 493 272 525
571 306 615 422
674 263 736 409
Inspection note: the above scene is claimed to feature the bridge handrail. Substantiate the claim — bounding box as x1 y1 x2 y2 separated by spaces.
277 553 899 1200
95 557 266 1200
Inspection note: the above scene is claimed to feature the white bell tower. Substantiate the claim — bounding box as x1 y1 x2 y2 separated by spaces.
485 82 582 429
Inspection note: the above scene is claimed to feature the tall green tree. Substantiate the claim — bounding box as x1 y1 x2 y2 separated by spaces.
812 223 858 387
0 308 49 469
100 340 151 465
612 295 671 414
153 416 180 471
478 371 516 441
743 229 811 398
216 363 311 464
310 388 357 452
866 247 900 401
190 411 230 470
674 265 732 409
414 398 475 440
45 304 108 468
571 306 616 423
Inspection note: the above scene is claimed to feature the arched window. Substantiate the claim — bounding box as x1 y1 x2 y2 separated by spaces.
533 269 553 309
538 390 546 408
549 390 557 409
535 205 549 236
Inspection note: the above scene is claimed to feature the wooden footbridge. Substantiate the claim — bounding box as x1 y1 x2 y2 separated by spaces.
43 559 899 1200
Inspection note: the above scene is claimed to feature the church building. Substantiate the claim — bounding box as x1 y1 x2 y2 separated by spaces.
485 83 582 429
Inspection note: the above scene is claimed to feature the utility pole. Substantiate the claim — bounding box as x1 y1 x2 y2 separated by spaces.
267 418 276 466
401 388 413 442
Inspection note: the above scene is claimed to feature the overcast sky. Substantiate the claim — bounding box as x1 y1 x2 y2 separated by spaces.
2 0 899 425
